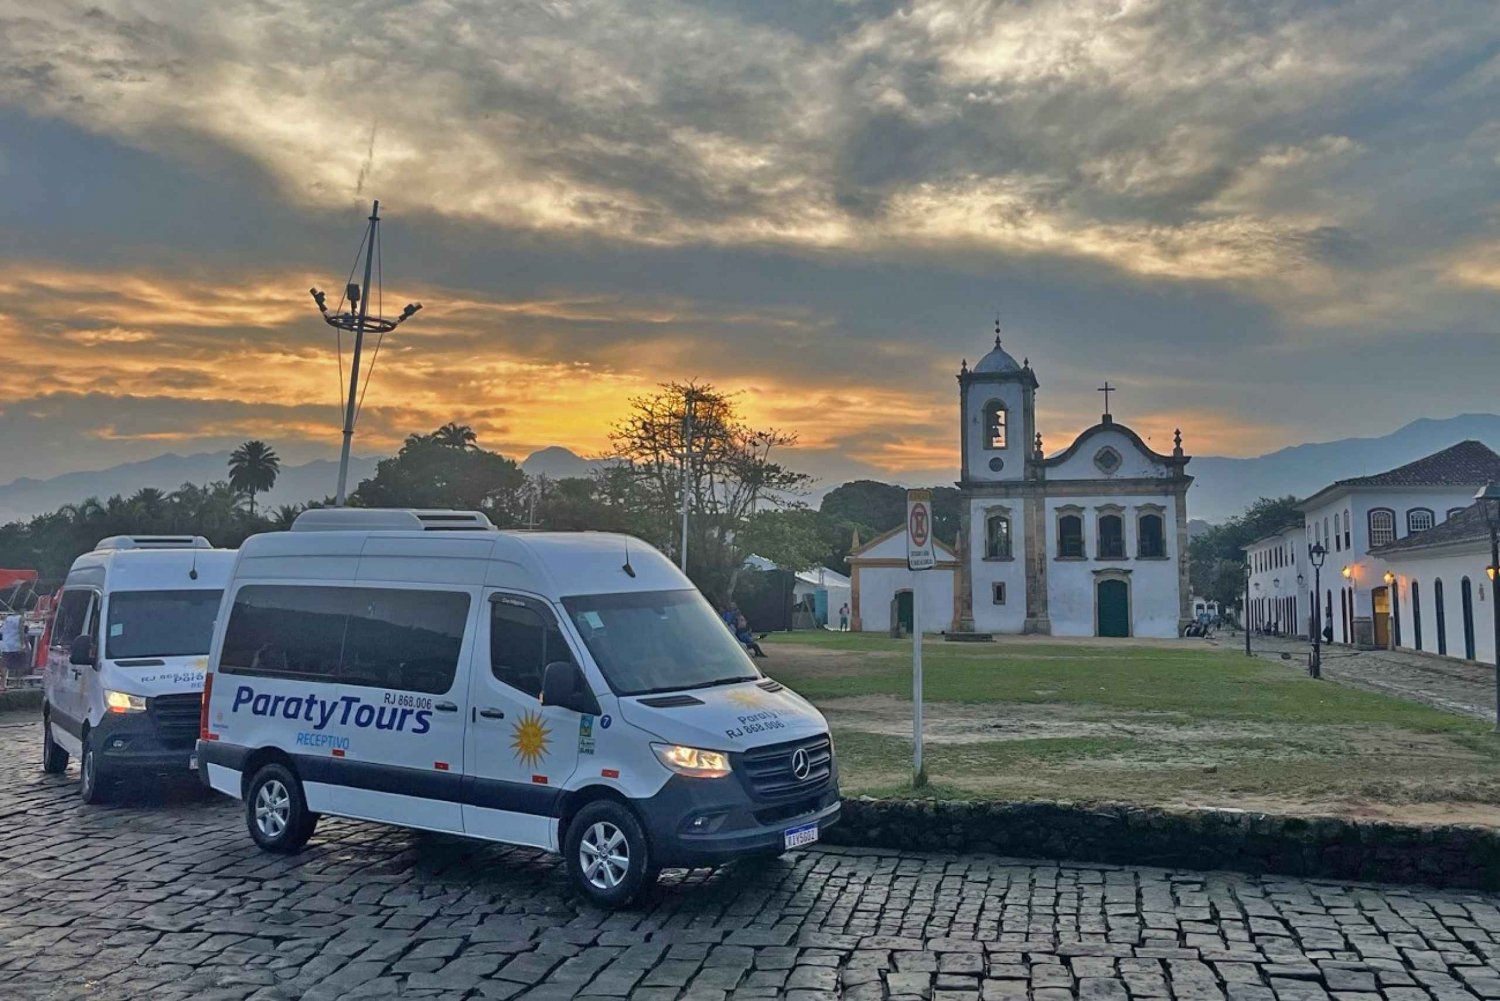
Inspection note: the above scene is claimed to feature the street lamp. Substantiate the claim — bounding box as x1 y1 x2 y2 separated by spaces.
1476 482 1500 731
1308 542 1327 678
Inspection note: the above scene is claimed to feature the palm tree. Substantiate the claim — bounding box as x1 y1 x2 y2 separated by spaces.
228 441 281 517
272 504 304 530
432 423 478 450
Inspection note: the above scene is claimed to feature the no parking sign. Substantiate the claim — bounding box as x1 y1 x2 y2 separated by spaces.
906 489 935 571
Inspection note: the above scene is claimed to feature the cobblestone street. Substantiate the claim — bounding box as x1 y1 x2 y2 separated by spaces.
1239 635 1496 722
6 713 1500 1001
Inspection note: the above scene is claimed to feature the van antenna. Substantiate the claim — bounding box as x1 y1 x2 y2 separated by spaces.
622 538 636 578
189 545 199 581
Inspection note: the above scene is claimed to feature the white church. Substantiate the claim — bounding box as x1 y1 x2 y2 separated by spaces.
850 327 1194 638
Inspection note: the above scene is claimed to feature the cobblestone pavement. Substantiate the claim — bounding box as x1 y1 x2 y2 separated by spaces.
7 714 1500 1001
1237 634 1495 721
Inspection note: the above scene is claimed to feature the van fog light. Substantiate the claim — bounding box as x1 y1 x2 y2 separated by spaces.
681 811 728 834
108 737 129 751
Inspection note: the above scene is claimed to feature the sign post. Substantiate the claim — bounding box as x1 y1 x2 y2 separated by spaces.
906 489 935 788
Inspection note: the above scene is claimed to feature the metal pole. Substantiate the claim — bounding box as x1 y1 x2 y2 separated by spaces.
1311 566 1322 679
679 394 694 572
1491 528 1499 732
335 200 379 506
1244 571 1251 657
912 577 924 787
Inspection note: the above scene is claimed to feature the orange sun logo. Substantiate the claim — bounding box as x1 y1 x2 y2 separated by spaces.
511 711 550 768
726 688 763 708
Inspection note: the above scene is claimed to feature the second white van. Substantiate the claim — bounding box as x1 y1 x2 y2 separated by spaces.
197 509 840 906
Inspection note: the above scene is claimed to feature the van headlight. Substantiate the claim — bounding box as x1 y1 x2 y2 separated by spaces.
104 690 147 714
651 743 732 779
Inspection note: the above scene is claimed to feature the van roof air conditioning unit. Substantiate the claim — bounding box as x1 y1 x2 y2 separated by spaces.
290 509 496 533
94 535 214 551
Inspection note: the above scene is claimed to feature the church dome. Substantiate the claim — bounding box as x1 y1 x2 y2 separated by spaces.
973 335 1021 374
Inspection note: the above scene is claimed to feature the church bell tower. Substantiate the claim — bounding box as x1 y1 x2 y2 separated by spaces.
958 320 1038 485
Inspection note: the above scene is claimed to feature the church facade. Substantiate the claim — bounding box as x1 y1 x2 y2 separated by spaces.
850 329 1194 638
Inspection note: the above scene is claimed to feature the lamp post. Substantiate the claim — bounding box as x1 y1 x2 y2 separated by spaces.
1476 483 1500 731
1243 561 1252 657
1308 542 1326 678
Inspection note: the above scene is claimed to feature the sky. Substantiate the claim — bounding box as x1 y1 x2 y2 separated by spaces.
1 0 1499 490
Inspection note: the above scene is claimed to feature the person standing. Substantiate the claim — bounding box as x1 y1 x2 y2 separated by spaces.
838 602 850 631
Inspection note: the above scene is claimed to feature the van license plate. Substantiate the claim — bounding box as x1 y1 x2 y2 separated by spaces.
783 823 818 850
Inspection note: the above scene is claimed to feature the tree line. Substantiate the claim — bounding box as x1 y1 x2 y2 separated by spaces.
0 384 964 607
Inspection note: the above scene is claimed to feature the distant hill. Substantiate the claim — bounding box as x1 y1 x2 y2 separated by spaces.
1189 414 1500 523
521 446 603 480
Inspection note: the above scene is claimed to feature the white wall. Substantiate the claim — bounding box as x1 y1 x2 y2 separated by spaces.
964 379 1029 483
1046 427 1177 482
1043 494 1182 638
1389 545 1494 664
968 498 1029 633
1246 528 1308 637
854 565 956 634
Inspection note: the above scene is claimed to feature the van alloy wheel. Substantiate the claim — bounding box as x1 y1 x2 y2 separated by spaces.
254 778 291 839
579 821 630 890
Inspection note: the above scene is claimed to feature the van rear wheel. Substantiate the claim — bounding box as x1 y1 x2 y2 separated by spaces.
245 763 317 853
564 800 656 908
41 712 68 774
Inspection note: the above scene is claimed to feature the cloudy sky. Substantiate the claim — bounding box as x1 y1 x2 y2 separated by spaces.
2 0 1498 487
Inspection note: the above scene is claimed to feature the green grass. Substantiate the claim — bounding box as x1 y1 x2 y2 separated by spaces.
765 632 1500 818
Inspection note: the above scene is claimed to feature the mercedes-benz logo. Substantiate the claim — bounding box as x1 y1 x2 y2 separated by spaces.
790 748 811 780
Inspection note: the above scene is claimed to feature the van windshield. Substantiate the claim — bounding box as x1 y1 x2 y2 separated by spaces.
561 589 761 696
106 589 223 660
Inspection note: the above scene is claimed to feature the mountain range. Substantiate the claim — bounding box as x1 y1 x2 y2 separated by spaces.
0 414 1497 526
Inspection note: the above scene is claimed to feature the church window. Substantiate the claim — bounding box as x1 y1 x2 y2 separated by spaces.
985 512 1012 560
1093 447 1122 474
992 582 1007 605
1098 513 1125 560
1057 513 1085 559
1407 508 1434 535
1368 509 1395 548
984 402 1007 449
1138 513 1165 558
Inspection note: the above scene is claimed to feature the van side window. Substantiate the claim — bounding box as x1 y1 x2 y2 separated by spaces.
52 590 96 648
490 597 574 698
220 585 349 680
342 590 470 695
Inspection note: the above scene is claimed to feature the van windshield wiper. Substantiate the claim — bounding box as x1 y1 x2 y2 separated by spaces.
629 675 758 696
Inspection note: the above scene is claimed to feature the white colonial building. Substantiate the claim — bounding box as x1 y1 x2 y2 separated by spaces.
1246 523 1308 637
850 328 1193 638
1374 502 1498 664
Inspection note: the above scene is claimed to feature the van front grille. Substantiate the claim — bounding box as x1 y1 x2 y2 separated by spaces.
736 734 832 800
150 693 202 748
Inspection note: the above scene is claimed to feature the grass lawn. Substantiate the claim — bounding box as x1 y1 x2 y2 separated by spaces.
761 631 1500 824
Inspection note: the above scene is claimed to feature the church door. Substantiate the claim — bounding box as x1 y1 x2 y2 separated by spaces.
1096 579 1130 638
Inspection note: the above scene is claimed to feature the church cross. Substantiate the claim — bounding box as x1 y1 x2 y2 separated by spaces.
1098 381 1115 417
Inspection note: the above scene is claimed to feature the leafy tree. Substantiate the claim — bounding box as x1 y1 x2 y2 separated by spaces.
820 480 906 538
227 440 281 516
351 425 526 523
608 382 811 604
1189 495 1303 610
731 508 827 597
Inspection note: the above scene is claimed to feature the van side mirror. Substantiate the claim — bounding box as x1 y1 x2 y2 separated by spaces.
69 634 96 668
541 661 600 717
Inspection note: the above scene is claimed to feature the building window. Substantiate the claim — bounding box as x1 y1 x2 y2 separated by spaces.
1331 515 1340 552
1058 513 1085 559
1138 513 1165 558
1412 580 1423 651
1407 508 1434 535
1343 510 1351 550
992 582 1006 605
985 512 1012 560
984 401 1007 449
1098 512 1125 559
1368 509 1395 548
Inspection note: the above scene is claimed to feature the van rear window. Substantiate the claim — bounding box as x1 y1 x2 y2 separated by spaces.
219 585 470 695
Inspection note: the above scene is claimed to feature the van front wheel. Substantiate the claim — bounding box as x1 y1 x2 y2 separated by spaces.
564 801 656 908
245 763 317 853
41 712 68 774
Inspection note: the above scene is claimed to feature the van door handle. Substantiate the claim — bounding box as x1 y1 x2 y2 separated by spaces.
433 701 458 713
478 707 505 719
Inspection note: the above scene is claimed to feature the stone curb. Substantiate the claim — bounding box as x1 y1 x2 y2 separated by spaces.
824 796 1500 890
0 688 42 712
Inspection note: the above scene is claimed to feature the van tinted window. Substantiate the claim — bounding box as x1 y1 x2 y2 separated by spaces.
343 589 470 695
490 595 575 698
221 585 348 680
220 585 471 694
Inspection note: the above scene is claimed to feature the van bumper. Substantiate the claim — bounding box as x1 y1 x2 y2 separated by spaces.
638 774 842 868
92 712 196 775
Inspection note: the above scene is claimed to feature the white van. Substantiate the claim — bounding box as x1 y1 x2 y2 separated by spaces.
197 509 840 906
43 536 236 802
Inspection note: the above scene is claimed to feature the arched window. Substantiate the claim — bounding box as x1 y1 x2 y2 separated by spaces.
984 401 1007 449
1434 578 1447 655
1368 509 1395 548
1330 516 1339 552
1462 577 1476 660
1407 508 1435 535
1098 513 1125 559
1343 510 1351 550
1138 513 1165 558
985 511 1012 559
1411 580 1423 651
1058 513 1084 559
